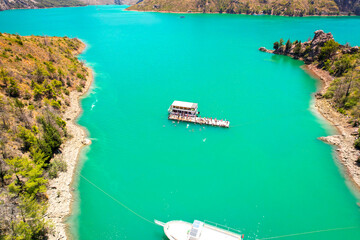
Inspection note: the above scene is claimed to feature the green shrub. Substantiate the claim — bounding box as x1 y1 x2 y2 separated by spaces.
48 159 68 179
33 84 44 100
51 79 62 88
45 61 56 73
48 163 58 179
6 79 20 97
337 108 346 114
334 55 354 76
319 40 340 61
77 73 85 80
285 39 292 52
17 126 37 151
354 138 360 150
293 41 302 55
323 90 334 99
323 59 332 71
50 100 61 109
33 66 49 84
44 83 56 98
279 38 284 46
56 117 66 129
344 97 358 109
38 116 62 156
273 41 279 50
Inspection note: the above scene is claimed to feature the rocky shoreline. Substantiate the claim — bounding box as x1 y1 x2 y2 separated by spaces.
306 65 360 190
125 8 353 16
45 44 93 240
260 31 360 191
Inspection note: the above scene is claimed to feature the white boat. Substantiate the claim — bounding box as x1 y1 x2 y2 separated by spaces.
155 220 243 240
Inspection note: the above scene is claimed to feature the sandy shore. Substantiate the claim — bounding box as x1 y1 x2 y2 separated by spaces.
45 43 93 240
304 64 360 190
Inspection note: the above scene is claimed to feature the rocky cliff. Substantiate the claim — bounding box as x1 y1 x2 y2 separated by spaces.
335 0 360 14
127 0 360 15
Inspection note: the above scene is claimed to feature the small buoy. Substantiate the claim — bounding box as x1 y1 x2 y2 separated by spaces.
203 138 206 142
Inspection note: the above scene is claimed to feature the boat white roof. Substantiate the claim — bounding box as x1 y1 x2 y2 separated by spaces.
163 220 241 240
172 101 198 109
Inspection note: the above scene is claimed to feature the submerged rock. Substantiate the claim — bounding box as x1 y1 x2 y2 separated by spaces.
82 138 92 145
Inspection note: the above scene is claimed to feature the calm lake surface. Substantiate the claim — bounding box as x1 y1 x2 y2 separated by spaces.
1 5 360 240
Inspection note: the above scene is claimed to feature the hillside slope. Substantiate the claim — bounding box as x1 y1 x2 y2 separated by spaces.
128 0 360 15
0 0 139 11
0 0 85 10
0 33 89 239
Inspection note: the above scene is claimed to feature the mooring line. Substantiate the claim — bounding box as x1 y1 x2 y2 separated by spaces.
80 173 360 238
257 226 359 240
79 174 156 225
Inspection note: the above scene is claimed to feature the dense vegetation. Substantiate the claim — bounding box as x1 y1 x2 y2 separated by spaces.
128 0 360 16
0 33 89 239
270 30 360 148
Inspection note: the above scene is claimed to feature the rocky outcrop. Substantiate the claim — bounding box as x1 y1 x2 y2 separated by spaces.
262 30 360 64
311 30 334 47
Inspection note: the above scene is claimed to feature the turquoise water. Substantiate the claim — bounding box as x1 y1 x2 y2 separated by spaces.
1 6 360 240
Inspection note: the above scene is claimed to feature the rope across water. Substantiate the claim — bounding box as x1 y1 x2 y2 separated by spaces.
257 226 359 239
80 174 360 238
79 174 156 225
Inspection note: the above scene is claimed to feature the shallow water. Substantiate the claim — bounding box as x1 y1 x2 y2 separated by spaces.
1 6 360 240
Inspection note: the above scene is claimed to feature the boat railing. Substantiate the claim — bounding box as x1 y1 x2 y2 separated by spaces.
203 220 242 234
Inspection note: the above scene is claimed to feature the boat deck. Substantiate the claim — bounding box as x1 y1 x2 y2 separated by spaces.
162 221 241 240
169 114 230 128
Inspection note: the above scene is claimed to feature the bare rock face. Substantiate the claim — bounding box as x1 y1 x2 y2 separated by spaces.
311 30 334 48
0 0 36 10
260 30 341 64
259 47 273 53
319 135 344 146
